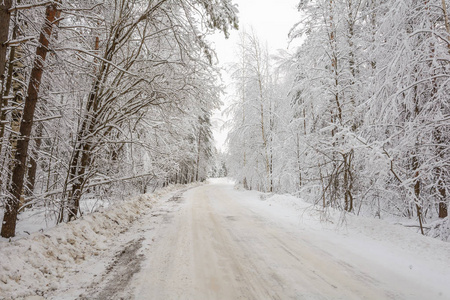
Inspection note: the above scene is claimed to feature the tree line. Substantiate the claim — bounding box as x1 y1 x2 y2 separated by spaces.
0 0 238 238
227 0 449 238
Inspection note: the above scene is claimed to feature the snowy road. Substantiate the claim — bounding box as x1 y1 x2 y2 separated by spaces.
123 181 447 300
4 180 447 299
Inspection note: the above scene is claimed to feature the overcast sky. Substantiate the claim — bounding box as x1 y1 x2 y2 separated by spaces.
210 0 301 151
211 0 301 65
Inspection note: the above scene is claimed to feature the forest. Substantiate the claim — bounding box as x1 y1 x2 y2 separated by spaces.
226 0 449 239
0 0 237 238
0 0 448 242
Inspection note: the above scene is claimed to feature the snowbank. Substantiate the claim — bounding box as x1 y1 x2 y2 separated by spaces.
0 183 198 299
238 190 450 297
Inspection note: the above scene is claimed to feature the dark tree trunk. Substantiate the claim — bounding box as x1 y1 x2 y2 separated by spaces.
437 161 447 219
1 3 59 238
436 145 448 219
0 0 13 84
438 192 448 218
59 70 102 223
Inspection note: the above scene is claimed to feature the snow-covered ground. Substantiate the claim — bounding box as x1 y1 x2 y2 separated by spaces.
0 183 200 299
1 178 449 299
0 195 114 241
228 181 450 299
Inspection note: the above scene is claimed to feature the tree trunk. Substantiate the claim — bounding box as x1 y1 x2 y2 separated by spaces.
0 17 20 191
0 0 13 84
434 128 448 218
442 0 450 51
24 123 44 205
347 0 356 111
8 43 26 189
438 0 450 219
0 0 17 177
343 150 354 212
296 133 302 187
58 44 104 223
438 179 447 218
195 126 201 182
59 108 95 223
1 3 59 238
68 140 93 221
412 153 424 235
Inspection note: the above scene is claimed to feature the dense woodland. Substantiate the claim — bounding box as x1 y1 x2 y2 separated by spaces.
0 0 238 238
1 0 448 241
226 0 449 239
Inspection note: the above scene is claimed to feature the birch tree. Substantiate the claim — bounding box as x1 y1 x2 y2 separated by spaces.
227 30 276 192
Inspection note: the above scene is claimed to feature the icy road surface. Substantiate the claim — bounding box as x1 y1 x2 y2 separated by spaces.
123 181 447 300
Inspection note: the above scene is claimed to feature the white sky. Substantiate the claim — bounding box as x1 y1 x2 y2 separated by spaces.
210 0 301 151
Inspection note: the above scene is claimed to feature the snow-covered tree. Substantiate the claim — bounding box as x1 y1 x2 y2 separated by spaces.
225 0 449 239
1 0 238 237
227 29 275 192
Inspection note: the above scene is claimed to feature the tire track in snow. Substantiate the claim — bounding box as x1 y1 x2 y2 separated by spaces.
78 237 145 300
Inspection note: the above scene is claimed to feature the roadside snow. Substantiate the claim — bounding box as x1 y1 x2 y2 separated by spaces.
128 178 450 299
1 178 449 299
228 183 450 298
0 183 200 299
0 196 114 240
